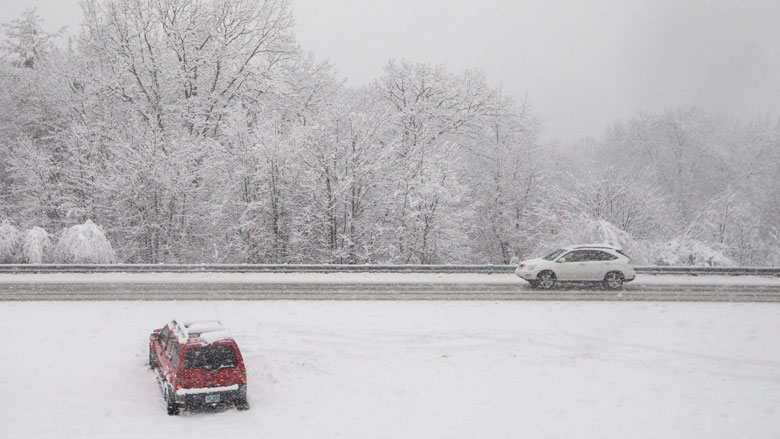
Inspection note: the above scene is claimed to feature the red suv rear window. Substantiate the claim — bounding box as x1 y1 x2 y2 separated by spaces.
184 345 238 370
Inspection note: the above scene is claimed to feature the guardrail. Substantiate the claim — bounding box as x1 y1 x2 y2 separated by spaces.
0 264 779 276
0 264 506 273
635 266 780 275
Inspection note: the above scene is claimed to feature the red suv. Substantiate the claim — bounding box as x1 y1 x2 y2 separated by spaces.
149 319 249 415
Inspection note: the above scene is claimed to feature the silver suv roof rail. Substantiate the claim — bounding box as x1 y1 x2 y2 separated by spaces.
573 244 619 250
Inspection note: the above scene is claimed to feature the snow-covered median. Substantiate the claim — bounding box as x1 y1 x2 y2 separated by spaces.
1 300 779 438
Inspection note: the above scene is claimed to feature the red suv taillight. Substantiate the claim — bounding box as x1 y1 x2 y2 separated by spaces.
175 378 182 389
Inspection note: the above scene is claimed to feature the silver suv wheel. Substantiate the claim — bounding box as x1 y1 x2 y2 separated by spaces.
536 271 556 289
604 271 624 289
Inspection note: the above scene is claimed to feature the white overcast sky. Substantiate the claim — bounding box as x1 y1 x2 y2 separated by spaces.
3 0 780 142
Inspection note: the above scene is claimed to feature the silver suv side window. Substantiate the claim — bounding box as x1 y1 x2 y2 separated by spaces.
596 250 617 261
563 250 588 262
585 250 617 261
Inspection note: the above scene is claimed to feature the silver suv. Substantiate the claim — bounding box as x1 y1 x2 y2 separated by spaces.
515 245 636 289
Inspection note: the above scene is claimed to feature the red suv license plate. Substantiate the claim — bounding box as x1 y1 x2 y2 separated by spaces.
205 394 221 403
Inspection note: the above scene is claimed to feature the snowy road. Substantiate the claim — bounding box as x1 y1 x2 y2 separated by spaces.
2 273 780 301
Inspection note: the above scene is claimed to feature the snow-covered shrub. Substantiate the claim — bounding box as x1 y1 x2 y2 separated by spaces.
0 220 23 263
53 220 117 263
650 238 733 266
22 227 52 264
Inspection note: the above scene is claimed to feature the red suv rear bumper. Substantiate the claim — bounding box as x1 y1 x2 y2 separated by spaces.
174 383 247 408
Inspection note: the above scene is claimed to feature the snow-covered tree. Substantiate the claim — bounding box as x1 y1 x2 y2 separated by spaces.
53 219 117 263
603 109 735 227
551 164 667 240
79 0 296 136
22 226 52 263
598 109 780 265
0 220 22 263
528 214 638 259
295 88 396 263
0 7 64 68
375 60 495 263
466 92 544 263
4 3 778 266
192 52 340 263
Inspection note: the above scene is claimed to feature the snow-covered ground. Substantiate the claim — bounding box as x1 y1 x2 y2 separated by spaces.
2 300 779 438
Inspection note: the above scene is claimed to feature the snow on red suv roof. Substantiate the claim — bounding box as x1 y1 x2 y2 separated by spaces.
171 319 234 345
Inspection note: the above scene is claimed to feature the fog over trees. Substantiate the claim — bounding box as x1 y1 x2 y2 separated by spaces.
1 1 778 265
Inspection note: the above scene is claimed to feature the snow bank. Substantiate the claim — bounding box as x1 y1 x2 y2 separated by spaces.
650 238 733 266
53 220 117 264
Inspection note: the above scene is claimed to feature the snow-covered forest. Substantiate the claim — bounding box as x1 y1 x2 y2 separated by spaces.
0 1 778 265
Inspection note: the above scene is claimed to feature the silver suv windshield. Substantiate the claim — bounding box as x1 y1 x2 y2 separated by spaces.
543 249 567 261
